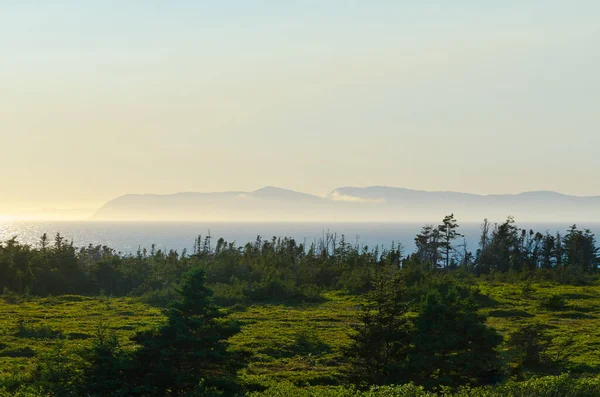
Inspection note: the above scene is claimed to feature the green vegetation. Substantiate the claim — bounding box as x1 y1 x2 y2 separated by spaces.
2 281 600 395
0 216 599 395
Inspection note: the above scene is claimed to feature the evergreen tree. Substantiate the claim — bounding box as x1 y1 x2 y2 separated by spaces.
345 274 412 386
80 322 129 397
475 219 493 274
409 283 503 388
508 322 574 375
414 225 440 269
127 267 244 396
540 233 556 270
563 225 599 273
507 323 552 372
437 214 462 268
476 217 521 274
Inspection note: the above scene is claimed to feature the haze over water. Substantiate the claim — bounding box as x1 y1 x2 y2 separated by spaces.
2 221 599 256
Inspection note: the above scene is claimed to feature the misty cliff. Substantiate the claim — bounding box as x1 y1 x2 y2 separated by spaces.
92 186 600 222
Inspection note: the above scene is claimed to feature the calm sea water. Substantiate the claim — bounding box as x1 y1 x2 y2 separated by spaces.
1 221 599 256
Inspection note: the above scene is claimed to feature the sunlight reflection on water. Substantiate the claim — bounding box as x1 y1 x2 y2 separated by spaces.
1 221 599 256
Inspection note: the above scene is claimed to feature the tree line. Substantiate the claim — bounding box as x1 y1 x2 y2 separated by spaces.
413 215 599 273
0 216 598 303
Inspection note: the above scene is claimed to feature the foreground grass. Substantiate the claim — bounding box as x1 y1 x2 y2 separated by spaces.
248 375 600 396
229 292 359 386
479 281 600 373
1 281 600 392
0 295 162 380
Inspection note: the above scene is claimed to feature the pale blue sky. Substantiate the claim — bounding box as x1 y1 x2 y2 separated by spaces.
1 1 599 214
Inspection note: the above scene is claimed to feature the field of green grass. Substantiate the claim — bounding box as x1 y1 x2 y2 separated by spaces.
0 295 162 380
1 282 600 390
480 281 600 373
229 292 360 387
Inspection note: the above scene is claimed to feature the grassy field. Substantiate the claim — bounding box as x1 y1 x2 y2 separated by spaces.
229 292 359 387
1 282 600 388
0 295 162 380
480 281 600 373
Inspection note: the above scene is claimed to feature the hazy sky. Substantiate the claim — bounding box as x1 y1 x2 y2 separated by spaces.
2 1 600 215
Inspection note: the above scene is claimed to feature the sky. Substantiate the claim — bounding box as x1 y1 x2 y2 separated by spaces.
1 1 600 217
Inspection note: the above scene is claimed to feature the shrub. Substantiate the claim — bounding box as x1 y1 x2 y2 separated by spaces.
14 320 63 340
137 288 178 307
540 294 568 310
288 328 331 356
211 280 248 307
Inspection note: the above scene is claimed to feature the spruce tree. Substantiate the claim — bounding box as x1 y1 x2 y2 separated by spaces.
345 274 412 386
507 323 552 372
409 283 503 388
127 267 243 396
80 322 129 396
437 214 462 268
414 225 441 269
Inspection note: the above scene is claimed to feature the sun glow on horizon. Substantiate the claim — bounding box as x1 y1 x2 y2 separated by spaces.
1 2 600 211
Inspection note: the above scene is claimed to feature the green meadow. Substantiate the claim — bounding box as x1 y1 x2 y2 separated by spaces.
2 281 600 391
0 295 161 380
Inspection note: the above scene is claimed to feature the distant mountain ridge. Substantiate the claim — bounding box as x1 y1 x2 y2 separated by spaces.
92 186 600 222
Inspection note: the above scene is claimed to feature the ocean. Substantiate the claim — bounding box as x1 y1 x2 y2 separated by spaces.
2 221 599 256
